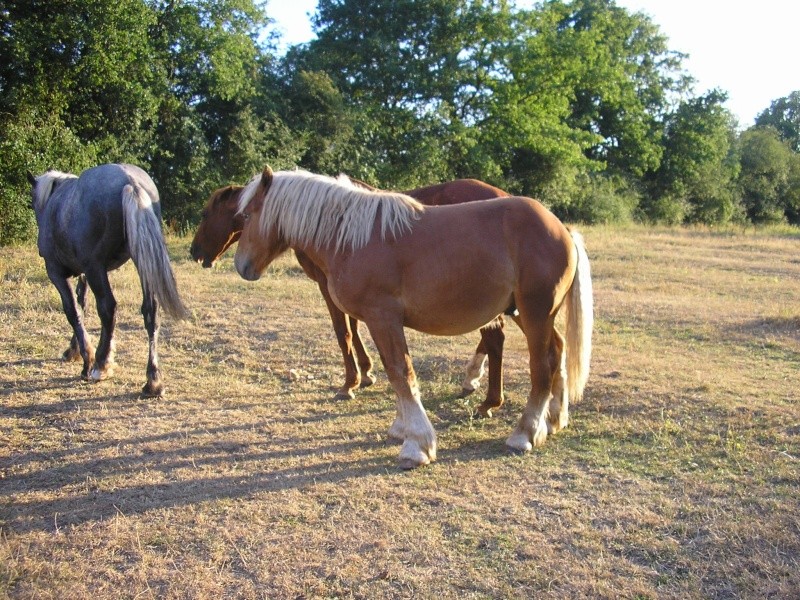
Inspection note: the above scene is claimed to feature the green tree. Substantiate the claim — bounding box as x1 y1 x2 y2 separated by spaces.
648 90 740 224
0 0 301 240
552 0 689 177
738 127 793 223
755 91 800 152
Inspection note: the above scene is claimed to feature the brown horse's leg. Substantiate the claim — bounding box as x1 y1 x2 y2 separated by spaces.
349 315 375 387
460 336 487 397
475 321 505 417
506 314 556 452
47 267 95 379
366 318 436 469
317 281 362 399
547 328 569 434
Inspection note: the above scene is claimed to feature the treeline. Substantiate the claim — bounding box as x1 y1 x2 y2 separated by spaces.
2 0 799 244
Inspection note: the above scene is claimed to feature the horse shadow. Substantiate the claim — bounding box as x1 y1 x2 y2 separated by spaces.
0 379 553 535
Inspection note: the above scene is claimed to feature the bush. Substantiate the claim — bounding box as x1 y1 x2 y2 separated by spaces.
0 108 98 245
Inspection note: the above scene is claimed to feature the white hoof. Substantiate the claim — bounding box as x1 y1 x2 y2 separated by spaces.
398 439 434 469
506 432 533 453
89 364 114 382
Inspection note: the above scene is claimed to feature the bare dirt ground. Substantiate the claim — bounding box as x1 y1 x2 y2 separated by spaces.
1 226 798 599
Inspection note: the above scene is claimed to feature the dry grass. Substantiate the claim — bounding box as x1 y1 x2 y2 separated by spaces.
1 226 798 599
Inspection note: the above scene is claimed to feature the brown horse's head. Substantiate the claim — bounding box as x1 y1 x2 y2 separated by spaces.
234 165 289 281
190 185 244 267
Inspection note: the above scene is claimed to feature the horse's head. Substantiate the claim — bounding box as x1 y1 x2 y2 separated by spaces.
190 185 244 267
234 165 288 281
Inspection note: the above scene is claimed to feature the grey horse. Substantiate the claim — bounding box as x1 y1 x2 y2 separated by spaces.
28 163 187 396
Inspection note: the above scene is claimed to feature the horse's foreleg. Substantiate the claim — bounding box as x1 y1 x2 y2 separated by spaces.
547 329 569 434
63 274 88 362
84 269 117 382
366 319 436 469
475 321 505 417
48 268 95 379
349 315 375 388
506 316 555 453
141 292 163 397
319 283 362 400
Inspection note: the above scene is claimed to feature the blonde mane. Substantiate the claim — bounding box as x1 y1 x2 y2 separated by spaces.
238 170 425 252
32 170 78 211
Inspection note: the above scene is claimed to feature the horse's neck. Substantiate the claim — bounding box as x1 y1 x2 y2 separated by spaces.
290 240 332 277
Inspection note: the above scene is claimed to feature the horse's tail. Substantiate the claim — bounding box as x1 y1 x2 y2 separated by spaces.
564 230 593 403
122 184 188 320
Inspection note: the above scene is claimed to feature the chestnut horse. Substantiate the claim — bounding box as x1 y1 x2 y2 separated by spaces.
190 178 513 415
234 166 593 468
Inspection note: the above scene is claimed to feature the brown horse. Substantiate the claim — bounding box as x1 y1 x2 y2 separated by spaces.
190 177 513 415
234 166 593 468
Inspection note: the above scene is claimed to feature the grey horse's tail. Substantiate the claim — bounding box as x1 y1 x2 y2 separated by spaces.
122 184 188 319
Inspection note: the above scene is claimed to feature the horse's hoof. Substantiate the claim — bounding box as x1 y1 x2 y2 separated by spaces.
333 389 355 401
89 364 114 382
398 457 427 470
141 380 164 398
505 432 533 453
476 406 494 418
458 387 475 399
62 347 81 362
398 439 435 469
360 373 376 388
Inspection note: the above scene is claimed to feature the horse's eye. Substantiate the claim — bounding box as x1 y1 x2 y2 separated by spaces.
242 212 250 221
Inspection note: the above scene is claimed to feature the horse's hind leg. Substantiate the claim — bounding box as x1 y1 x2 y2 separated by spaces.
460 336 487 397
506 314 556 452
547 328 569 434
350 315 375 388
47 267 95 379
319 284 362 400
141 292 163 397
474 319 505 417
63 274 88 362
84 268 117 382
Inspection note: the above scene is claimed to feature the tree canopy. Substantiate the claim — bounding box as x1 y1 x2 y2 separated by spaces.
1 0 798 244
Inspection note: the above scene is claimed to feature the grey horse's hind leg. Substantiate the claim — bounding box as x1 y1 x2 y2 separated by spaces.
47 267 95 379
83 267 117 382
63 274 88 361
141 291 163 397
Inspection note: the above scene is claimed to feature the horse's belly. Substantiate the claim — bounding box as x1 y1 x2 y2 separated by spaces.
403 306 505 336
401 278 513 335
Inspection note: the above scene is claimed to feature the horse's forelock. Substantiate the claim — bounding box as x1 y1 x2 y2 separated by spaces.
210 185 242 210
32 171 77 210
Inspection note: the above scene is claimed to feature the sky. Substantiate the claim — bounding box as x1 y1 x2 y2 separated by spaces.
266 0 800 127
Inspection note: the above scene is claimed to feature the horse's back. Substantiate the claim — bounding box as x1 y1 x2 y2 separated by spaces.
407 179 510 206
78 163 159 206
38 164 160 272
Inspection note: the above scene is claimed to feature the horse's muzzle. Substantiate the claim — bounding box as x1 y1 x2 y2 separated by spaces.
234 255 260 281
189 243 214 268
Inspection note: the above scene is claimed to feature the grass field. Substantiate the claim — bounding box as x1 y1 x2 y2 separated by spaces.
1 226 798 599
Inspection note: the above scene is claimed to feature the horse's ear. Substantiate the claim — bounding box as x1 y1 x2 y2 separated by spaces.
26 171 37 186
261 165 274 189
